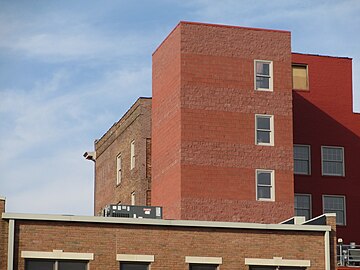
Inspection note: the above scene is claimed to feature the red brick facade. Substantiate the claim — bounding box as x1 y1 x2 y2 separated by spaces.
152 22 294 222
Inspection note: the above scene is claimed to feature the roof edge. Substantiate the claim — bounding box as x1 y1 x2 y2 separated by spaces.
2 212 331 232
292 52 352 60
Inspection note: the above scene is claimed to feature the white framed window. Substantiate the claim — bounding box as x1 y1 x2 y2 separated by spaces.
22 250 93 270
255 114 274 146
321 146 344 176
130 140 135 170
256 169 275 201
294 145 311 175
26 260 88 270
255 60 273 91
131 191 136 205
116 154 122 186
294 194 312 220
323 195 346 225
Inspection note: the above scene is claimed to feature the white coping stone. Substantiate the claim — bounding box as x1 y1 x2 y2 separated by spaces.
21 250 94 260
1 213 331 232
116 254 154 262
245 257 311 267
185 256 222 264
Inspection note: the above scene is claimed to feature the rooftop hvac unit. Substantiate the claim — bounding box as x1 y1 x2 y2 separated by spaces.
104 205 162 219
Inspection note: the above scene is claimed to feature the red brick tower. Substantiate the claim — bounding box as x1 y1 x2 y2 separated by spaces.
152 22 294 223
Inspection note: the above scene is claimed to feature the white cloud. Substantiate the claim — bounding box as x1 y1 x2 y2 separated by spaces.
0 63 151 214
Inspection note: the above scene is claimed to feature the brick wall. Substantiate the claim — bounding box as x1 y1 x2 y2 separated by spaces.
94 98 152 214
7 217 333 270
152 22 294 222
292 53 360 243
0 199 7 270
152 24 182 218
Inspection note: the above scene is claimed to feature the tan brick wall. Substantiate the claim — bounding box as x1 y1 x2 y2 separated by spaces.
94 98 152 215
11 219 331 270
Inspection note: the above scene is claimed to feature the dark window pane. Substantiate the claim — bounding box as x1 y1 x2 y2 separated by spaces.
257 172 271 185
257 186 271 199
256 77 269 89
58 261 87 270
294 160 309 174
257 117 270 130
26 260 54 270
257 131 270 143
190 264 218 270
256 62 269 76
120 263 148 270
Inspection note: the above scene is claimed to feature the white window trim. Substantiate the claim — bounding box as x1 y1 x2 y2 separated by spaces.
116 153 122 186
294 193 312 220
321 146 345 176
294 144 311 175
255 114 274 146
130 140 135 170
116 254 154 262
322 195 346 226
256 169 275 201
245 257 310 267
254 60 273 91
21 250 94 260
185 256 222 265
131 191 136 206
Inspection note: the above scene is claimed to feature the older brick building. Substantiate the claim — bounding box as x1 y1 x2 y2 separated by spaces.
93 98 152 215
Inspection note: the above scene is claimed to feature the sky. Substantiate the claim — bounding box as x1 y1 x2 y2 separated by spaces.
0 0 359 216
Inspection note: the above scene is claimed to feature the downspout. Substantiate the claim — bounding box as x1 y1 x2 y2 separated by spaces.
325 230 330 270
7 219 14 270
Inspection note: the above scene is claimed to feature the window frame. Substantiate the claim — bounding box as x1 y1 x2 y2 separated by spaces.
22 250 93 270
321 146 345 176
116 153 122 186
294 193 312 220
185 256 222 270
255 114 274 146
116 254 154 270
322 195 346 226
293 144 311 175
292 64 309 91
255 169 275 201
130 140 135 170
254 60 273 91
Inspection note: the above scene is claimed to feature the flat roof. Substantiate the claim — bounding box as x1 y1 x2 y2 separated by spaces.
153 21 290 56
292 52 352 60
2 212 330 232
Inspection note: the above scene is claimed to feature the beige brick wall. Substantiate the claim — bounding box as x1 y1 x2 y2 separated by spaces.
95 98 152 215
7 218 333 270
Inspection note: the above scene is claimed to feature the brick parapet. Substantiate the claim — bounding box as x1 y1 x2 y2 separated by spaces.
4 217 332 270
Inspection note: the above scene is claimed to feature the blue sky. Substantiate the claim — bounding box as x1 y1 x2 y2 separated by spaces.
0 0 359 215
